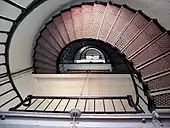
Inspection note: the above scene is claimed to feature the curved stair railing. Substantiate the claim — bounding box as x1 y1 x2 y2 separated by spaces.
0 0 169 115
0 0 47 111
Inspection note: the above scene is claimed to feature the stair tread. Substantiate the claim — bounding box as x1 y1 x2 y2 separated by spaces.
34 52 56 65
91 3 106 38
139 52 170 78
61 10 76 41
82 4 94 38
47 22 65 48
71 6 83 39
35 52 56 65
35 45 57 59
153 93 170 107
41 29 62 53
53 15 70 44
38 36 59 56
98 4 120 41
34 53 56 64
123 21 163 57
107 6 135 45
132 33 170 66
147 73 170 91
35 60 56 69
115 12 149 49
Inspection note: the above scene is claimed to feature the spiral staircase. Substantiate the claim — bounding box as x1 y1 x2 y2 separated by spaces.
33 2 170 110
0 0 170 128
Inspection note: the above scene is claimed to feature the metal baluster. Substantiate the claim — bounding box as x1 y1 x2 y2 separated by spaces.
54 99 62 111
75 99 79 108
111 99 116 112
0 89 13 97
44 99 54 111
64 99 70 111
103 99 106 112
84 99 87 112
34 99 46 111
0 96 18 108
94 99 95 113
120 99 126 112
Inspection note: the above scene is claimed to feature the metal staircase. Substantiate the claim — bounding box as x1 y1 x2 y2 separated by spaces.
33 1 170 111
0 1 170 127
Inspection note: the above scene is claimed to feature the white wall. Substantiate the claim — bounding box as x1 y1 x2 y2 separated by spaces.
32 74 136 97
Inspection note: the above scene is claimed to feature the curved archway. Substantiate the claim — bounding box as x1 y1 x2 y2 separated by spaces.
56 39 132 74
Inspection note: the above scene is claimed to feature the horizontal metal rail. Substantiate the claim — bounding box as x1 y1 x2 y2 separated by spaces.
0 42 6 45
0 63 5 66
0 72 7 76
0 89 13 97
3 0 26 11
0 53 5 56
150 87 170 94
32 95 129 100
0 16 14 22
10 95 143 114
67 69 110 72
11 67 33 76
144 69 170 80
0 96 18 108
0 111 157 121
0 31 9 34
0 81 10 86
